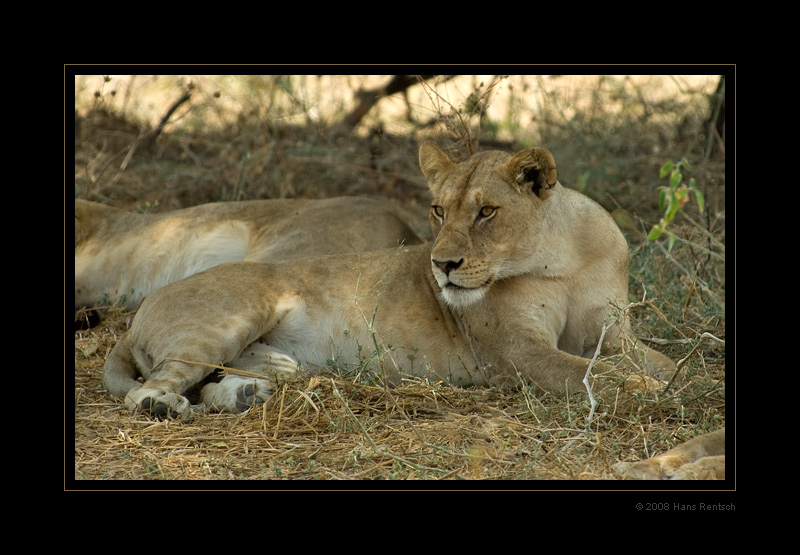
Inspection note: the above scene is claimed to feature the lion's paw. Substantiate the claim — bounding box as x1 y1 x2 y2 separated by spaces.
201 376 275 413
229 345 301 378
622 374 664 393
234 380 272 412
613 460 665 480
630 345 676 381
125 388 193 421
666 455 725 480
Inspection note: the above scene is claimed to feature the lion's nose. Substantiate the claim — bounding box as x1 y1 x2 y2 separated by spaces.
432 258 463 275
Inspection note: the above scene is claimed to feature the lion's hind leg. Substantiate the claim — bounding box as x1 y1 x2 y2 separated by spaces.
102 331 198 421
121 358 211 422
102 333 142 397
668 455 725 480
125 384 194 421
200 343 302 413
101 332 188 419
613 452 687 480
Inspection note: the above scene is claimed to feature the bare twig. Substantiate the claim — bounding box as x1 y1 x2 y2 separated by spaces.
417 75 506 154
664 332 725 392
273 384 287 440
583 318 615 424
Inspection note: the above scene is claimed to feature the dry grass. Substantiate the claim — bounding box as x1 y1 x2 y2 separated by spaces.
74 306 725 484
70 73 728 489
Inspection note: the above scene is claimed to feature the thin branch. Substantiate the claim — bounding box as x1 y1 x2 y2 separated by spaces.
663 332 725 392
652 240 724 311
583 318 615 424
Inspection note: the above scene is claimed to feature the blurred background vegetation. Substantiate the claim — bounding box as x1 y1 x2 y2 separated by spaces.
74 74 724 216
74 73 726 344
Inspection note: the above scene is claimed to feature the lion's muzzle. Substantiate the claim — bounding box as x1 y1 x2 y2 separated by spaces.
432 257 463 275
431 257 492 307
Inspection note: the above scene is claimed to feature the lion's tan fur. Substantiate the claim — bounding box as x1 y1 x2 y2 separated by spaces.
614 428 726 480
102 142 676 422
75 197 422 310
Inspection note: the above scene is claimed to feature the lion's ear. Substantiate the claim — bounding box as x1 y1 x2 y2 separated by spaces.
506 147 558 199
419 142 456 195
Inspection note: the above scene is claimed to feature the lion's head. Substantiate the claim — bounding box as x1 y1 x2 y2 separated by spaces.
419 142 561 308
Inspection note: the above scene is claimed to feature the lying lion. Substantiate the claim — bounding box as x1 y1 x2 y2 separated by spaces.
103 141 677 421
614 428 726 480
75 196 423 312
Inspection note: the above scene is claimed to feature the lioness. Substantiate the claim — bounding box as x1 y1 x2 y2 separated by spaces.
75 196 423 312
613 428 726 480
103 142 676 421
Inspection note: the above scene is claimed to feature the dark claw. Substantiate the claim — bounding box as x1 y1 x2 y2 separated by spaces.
140 397 180 420
75 308 101 330
235 383 266 412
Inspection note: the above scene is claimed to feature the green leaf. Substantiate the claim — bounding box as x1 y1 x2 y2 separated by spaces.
575 171 591 192
665 193 682 222
670 169 682 188
648 221 665 241
693 188 705 213
667 232 676 251
662 192 673 218
659 161 675 178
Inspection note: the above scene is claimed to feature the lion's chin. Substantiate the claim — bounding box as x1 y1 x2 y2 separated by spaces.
439 283 488 308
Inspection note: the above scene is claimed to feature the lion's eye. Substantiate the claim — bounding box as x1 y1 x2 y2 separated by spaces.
432 205 444 218
477 206 496 220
